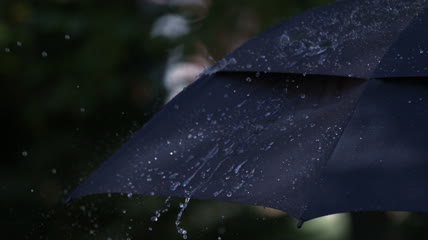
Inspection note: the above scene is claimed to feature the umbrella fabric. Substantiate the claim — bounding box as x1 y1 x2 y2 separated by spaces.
69 73 428 223
69 0 428 225
219 0 428 79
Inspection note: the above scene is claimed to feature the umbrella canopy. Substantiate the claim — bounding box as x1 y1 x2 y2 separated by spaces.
69 0 428 226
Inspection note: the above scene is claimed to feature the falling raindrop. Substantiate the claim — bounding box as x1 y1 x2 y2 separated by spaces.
17 41 22 47
246 77 252 82
65 34 71 40
51 168 57 174
41 51 48 57
4 48 10 53
300 93 306 99
21 151 28 157
80 107 86 112
176 197 191 239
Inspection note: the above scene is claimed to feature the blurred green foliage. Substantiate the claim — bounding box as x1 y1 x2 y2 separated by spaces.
1 0 427 239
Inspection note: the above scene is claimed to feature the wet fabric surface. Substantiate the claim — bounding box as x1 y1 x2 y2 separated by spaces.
305 79 428 220
218 0 428 78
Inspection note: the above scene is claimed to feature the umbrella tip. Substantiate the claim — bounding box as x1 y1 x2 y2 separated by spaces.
297 219 305 229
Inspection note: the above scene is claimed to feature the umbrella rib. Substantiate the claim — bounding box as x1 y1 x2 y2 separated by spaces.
298 80 370 226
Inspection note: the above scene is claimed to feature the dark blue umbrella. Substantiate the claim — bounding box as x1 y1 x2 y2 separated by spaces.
69 0 428 227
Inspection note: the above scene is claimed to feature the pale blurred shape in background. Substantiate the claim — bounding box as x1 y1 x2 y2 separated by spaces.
151 14 190 39
164 61 204 100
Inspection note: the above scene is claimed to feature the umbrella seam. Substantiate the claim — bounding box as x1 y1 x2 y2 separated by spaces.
299 79 370 224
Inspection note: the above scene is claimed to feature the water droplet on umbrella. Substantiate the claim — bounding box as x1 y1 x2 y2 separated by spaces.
213 189 223 197
171 182 181 191
234 160 248 174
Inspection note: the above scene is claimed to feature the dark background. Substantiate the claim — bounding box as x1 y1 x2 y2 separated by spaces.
1 0 427 239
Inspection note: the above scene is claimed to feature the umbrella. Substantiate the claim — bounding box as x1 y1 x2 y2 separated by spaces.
69 0 428 227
